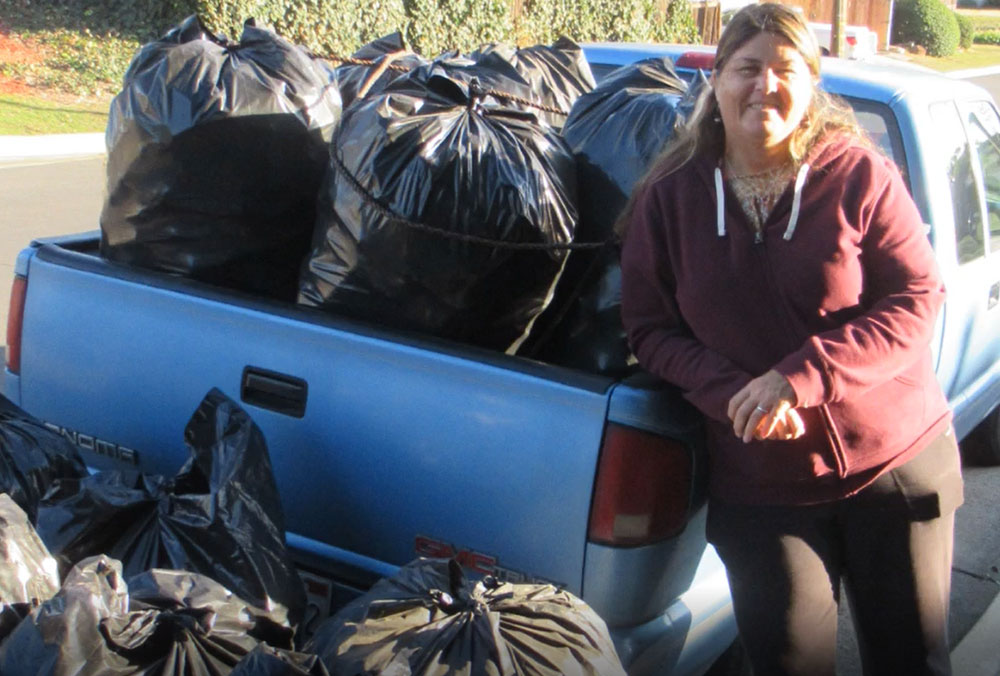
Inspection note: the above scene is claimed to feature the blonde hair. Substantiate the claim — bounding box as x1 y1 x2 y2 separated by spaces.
615 2 865 237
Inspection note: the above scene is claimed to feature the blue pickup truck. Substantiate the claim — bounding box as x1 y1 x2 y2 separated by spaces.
5 46 1000 675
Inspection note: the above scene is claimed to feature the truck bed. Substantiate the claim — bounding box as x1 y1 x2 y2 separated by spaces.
5 233 717 641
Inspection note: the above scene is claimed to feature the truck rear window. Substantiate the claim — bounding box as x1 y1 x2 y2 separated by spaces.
842 96 908 187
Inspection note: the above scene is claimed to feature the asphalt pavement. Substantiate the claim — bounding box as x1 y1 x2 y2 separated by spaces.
0 132 106 335
0 131 104 162
2 131 1000 676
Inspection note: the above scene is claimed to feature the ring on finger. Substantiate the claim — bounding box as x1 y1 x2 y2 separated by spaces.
754 405 768 414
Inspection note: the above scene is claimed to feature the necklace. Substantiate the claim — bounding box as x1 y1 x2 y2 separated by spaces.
724 157 799 232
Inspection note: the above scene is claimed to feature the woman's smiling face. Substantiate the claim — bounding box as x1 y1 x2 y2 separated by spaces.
712 31 815 157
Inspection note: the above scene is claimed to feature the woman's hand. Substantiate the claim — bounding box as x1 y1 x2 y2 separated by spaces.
728 370 805 443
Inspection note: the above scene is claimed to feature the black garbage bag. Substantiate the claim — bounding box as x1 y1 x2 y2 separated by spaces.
106 567 294 670
335 32 427 109
525 58 692 375
471 37 596 129
298 61 578 353
0 555 132 674
0 556 293 675
0 394 88 523
0 494 60 643
232 644 330 675
35 388 307 628
101 14 342 301
306 558 626 676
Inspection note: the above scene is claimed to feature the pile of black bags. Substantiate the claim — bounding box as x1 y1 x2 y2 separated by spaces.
0 388 627 673
101 16 696 366
0 554 309 675
0 389 325 672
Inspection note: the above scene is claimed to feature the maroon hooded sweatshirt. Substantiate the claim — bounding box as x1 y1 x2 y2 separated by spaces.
620 134 951 505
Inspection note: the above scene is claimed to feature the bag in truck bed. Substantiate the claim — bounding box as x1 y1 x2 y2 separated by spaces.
100 15 342 300
298 57 578 353
526 58 695 375
470 37 596 131
334 32 427 109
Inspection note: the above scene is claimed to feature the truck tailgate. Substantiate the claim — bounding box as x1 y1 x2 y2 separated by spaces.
11 241 615 595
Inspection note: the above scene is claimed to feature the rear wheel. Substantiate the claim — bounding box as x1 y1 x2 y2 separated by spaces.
963 406 1000 467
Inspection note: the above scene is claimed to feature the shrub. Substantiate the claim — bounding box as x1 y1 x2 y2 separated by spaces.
892 0 961 56
0 0 703 97
515 0 698 46
975 29 1000 44
188 1 409 58
406 0 514 56
955 11 975 49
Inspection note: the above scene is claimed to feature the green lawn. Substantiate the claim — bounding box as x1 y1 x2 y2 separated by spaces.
0 93 108 135
906 43 1000 72
3 24 1000 137
959 8 1000 33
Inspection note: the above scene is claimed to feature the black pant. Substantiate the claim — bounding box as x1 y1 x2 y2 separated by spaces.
707 428 964 676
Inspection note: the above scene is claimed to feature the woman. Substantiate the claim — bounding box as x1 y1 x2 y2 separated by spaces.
619 4 963 675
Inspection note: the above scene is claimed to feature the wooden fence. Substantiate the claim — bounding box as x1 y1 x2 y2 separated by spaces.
692 1 722 44
782 1 892 50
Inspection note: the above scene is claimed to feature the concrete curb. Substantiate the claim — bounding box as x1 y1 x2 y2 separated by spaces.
952 589 1000 676
0 132 105 162
947 64 1000 80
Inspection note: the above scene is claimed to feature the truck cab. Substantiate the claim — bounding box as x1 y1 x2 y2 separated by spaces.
583 44 1000 461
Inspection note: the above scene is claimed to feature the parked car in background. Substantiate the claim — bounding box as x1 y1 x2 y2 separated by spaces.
808 21 879 59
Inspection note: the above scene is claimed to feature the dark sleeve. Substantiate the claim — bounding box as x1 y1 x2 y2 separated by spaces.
620 183 752 423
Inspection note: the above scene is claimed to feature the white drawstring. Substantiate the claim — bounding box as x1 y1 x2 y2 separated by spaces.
714 167 726 237
783 163 811 241
715 162 810 241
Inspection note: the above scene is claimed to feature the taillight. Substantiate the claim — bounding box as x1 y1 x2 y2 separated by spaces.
846 36 857 46
6 275 26 374
674 51 715 71
588 423 693 547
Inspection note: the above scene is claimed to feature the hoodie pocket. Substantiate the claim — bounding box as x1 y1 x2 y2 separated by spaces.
826 375 937 475
708 406 844 486
818 404 848 478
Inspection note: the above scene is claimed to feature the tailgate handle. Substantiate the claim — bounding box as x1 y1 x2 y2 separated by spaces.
241 367 308 418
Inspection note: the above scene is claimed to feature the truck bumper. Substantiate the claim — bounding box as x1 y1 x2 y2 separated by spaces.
609 545 736 676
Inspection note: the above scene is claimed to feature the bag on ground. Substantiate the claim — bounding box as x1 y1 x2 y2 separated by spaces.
0 555 293 675
306 557 626 676
35 388 307 628
231 644 331 675
0 395 87 524
0 494 60 643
